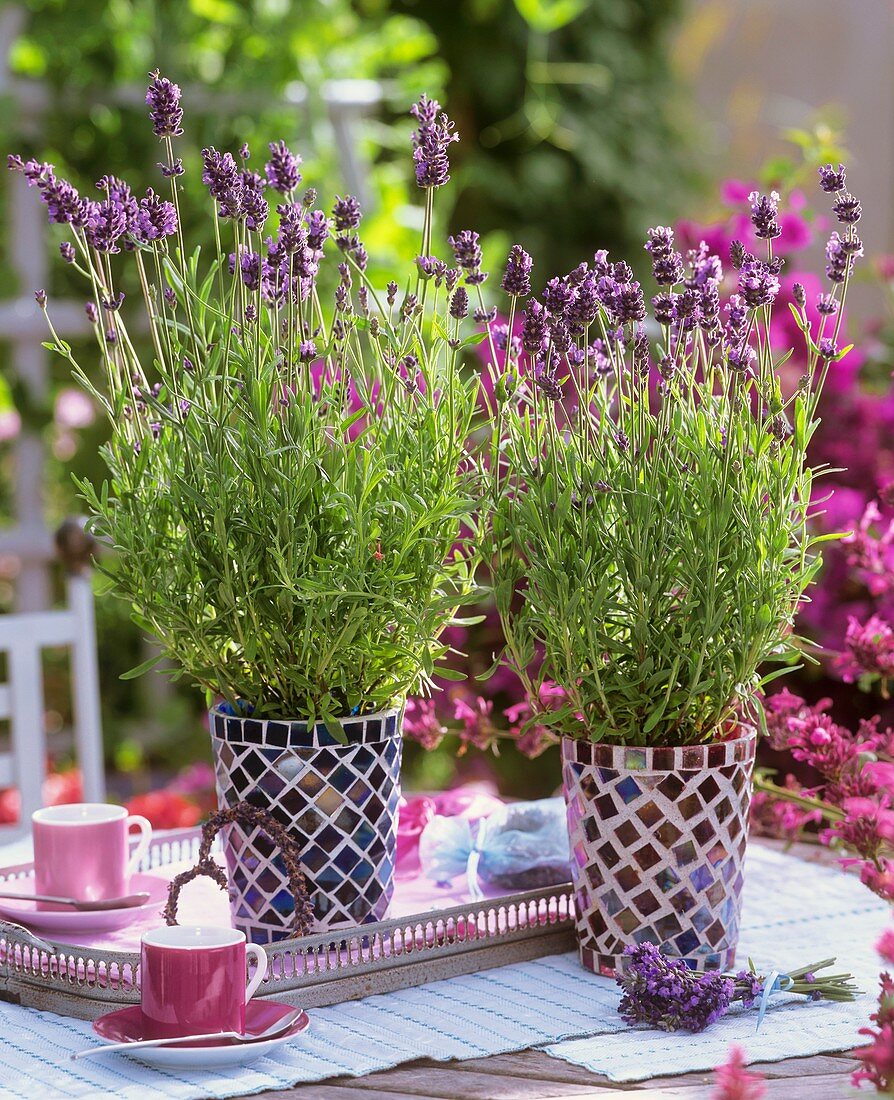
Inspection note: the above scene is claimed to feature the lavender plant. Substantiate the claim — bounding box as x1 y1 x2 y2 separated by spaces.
484 170 862 747
11 75 482 734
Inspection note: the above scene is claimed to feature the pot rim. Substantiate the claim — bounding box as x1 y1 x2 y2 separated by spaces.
209 701 405 724
560 723 758 752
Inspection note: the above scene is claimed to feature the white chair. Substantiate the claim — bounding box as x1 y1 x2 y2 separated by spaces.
0 519 105 833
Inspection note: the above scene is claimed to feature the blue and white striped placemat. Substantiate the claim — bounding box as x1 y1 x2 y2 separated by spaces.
0 843 886 1097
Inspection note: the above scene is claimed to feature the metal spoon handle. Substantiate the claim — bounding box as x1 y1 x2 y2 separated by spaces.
0 890 149 911
71 1031 241 1059
70 1010 303 1060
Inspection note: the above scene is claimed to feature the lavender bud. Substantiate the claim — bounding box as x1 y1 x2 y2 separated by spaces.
792 283 806 308
818 163 846 193
157 159 184 178
85 301 98 323
59 242 75 264
34 288 47 308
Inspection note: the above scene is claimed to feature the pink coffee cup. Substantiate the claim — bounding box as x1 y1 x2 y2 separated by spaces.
140 925 268 1039
32 803 152 908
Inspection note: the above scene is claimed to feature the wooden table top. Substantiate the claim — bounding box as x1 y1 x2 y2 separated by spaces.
236 1048 859 1099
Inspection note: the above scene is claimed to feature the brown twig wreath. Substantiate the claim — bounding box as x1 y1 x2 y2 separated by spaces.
163 801 316 936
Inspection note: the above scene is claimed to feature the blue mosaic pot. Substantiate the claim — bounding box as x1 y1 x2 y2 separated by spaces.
210 704 403 945
561 729 756 976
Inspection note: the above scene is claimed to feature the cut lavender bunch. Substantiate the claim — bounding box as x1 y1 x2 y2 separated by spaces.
616 943 858 1034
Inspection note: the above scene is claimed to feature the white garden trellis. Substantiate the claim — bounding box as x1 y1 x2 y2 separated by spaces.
0 4 380 612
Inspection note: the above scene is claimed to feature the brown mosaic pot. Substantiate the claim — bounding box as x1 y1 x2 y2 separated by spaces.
561 730 756 976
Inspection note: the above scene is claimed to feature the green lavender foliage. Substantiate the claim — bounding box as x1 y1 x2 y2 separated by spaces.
487 214 856 748
38 115 481 731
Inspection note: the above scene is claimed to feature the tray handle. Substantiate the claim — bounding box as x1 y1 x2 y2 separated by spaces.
0 918 56 955
162 801 315 936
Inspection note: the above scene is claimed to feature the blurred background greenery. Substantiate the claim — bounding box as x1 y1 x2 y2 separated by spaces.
0 0 700 803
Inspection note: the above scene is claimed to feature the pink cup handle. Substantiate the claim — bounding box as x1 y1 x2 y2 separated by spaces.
125 815 153 875
245 944 268 1001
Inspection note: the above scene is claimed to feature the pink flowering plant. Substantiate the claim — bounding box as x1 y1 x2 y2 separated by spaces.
754 689 894 902
11 75 484 731
481 169 863 747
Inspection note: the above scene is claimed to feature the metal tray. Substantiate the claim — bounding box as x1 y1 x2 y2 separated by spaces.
0 826 576 1020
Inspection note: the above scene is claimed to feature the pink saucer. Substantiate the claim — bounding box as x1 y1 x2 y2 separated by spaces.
92 999 309 1068
0 872 168 934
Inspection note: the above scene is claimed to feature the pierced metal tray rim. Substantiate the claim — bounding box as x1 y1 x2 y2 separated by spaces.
0 825 578 1019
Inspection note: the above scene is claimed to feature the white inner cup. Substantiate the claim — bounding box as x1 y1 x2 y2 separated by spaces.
143 925 245 950
32 803 128 825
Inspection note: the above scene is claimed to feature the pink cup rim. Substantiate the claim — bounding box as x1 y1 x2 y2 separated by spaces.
142 925 246 951
32 803 127 826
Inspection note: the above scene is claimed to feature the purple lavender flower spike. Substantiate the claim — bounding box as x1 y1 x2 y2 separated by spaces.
645 226 684 286
134 188 178 242
265 141 301 195
652 293 675 326
818 163 846 193
748 190 781 240
157 159 184 178
501 245 533 297
410 94 458 189
85 301 98 324
521 301 549 353
102 291 125 312
34 289 47 308
542 276 574 318
825 232 850 284
304 210 330 253
202 148 242 218
567 276 599 329
332 195 362 233
448 230 480 271
146 70 184 139
449 287 469 319
59 242 76 264
84 198 128 253
816 293 839 316
833 192 862 224
614 281 647 324
241 186 269 231
737 258 780 308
